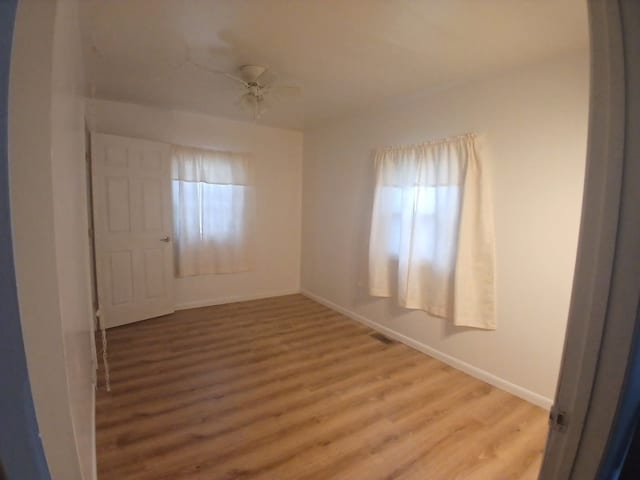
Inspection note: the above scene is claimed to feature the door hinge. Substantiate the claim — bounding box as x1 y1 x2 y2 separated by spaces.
549 405 569 432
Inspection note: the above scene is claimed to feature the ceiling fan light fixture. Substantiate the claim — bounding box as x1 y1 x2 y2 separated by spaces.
240 92 268 120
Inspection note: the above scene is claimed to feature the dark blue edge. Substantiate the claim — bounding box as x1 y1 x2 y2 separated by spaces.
0 1 52 478
597 2 640 478
598 306 640 479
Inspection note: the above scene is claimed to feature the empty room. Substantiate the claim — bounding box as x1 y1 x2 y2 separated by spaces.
6 1 640 480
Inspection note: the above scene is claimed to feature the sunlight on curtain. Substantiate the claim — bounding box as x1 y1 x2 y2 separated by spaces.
172 145 255 277
369 134 496 329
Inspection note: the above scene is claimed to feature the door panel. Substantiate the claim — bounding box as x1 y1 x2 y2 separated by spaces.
92 133 174 328
143 248 166 298
105 176 131 232
142 178 163 231
109 251 133 305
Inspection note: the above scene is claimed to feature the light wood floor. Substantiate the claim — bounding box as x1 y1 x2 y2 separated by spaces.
96 294 548 480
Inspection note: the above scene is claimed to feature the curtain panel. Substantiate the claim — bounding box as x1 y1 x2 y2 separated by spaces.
368 134 497 329
172 145 256 277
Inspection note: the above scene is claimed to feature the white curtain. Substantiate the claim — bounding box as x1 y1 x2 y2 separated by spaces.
172 145 255 277
368 134 496 329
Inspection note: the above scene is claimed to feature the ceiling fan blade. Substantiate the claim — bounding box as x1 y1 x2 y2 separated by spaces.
267 85 301 99
224 72 251 87
187 59 250 88
255 68 277 87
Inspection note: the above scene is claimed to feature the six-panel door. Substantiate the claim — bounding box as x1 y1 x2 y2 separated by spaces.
91 133 175 328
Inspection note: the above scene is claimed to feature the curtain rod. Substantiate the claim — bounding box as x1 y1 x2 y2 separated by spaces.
377 132 479 152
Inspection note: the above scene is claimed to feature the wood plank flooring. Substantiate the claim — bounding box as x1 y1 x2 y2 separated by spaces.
96 294 548 480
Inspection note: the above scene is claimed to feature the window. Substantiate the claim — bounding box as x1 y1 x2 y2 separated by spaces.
385 185 460 272
172 146 255 277
172 182 245 242
368 134 497 329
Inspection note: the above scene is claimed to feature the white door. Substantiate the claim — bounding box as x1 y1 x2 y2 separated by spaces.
91 133 175 328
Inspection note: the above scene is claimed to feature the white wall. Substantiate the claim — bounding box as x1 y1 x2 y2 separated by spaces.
301 51 589 406
9 0 95 479
88 99 303 308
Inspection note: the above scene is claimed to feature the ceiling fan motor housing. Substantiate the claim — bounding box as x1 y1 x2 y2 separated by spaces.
240 65 267 83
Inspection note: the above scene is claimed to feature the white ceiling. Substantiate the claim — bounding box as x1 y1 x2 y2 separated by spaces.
79 0 588 131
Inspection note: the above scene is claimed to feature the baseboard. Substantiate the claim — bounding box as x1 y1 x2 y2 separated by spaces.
174 288 301 311
301 288 553 410
90 385 97 480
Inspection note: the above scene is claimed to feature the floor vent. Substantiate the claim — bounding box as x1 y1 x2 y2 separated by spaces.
370 332 395 345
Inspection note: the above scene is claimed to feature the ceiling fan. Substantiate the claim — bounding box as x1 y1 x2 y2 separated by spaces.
189 60 300 120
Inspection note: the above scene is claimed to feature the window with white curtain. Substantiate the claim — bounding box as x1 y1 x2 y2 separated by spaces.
368 134 497 329
171 145 255 277
384 185 460 270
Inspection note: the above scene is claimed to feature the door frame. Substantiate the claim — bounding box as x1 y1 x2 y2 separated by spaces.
539 1 640 478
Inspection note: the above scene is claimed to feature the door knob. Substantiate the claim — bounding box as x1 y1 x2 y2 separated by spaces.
160 236 171 242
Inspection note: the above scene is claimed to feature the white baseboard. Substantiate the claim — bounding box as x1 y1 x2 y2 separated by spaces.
174 288 301 311
90 386 97 480
301 288 553 410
